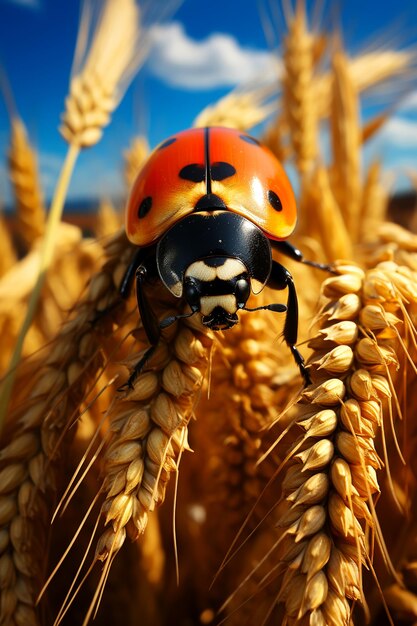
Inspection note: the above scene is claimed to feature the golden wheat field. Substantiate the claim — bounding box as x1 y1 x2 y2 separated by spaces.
1 0 417 624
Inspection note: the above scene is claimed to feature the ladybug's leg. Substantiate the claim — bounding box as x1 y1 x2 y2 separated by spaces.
119 246 156 299
268 260 311 386
135 259 160 346
271 240 335 273
93 247 151 325
117 255 160 389
121 258 162 388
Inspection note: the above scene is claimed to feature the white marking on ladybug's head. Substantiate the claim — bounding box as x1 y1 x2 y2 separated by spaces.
185 258 247 282
199 294 237 316
216 258 247 281
185 261 217 282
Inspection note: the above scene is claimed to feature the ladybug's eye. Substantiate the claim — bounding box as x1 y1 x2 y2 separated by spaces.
235 278 250 306
184 280 201 308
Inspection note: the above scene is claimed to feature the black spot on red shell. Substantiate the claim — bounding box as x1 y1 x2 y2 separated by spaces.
211 161 236 181
158 137 176 150
179 163 205 182
138 196 152 218
268 190 283 212
240 134 260 146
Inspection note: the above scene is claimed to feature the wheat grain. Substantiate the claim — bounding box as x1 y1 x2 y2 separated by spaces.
1 2 417 622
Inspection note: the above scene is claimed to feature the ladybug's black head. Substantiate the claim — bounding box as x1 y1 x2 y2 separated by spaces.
182 256 251 330
156 211 272 330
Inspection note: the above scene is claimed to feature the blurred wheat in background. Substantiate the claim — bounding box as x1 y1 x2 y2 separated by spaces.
1 0 417 624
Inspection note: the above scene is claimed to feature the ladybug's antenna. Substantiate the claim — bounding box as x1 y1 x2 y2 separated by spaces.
204 127 212 195
244 303 287 314
159 310 198 330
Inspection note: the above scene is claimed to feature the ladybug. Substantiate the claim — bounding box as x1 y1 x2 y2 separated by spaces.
122 126 331 385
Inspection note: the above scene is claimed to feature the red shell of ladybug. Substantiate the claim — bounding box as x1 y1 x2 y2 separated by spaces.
125 126 297 247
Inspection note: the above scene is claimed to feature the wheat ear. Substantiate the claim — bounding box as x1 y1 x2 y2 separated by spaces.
315 49 414 119
282 0 318 178
194 84 277 131
330 50 362 243
359 161 389 244
0 230 135 624
66 310 214 624
0 214 17 278
8 117 46 249
300 166 353 262
268 261 415 624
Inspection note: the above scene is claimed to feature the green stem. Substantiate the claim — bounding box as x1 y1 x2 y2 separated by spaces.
0 142 80 430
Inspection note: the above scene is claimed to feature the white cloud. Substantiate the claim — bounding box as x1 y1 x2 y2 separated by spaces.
146 22 279 89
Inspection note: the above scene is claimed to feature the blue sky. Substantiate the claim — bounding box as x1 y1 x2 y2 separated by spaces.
0 0 417 208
